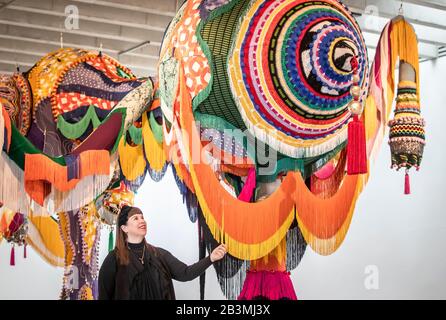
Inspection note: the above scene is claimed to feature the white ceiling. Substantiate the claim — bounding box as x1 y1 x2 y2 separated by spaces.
0 0 445 77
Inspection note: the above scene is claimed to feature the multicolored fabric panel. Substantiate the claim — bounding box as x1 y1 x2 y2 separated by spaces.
0 73 33 136
54 57 142 121
158 0 211 116
26 48 142 123
27 48 96 111
228 0 369 158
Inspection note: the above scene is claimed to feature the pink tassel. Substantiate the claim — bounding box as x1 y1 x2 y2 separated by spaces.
237 168 256 202
10 246 15 266
24 243 27 259
404 171 411 195
238 270 297 300
347 115 367 175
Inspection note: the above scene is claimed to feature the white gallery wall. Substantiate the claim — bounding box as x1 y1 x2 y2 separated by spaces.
0 56 445 300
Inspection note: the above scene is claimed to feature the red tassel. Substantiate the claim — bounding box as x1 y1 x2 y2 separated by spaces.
404 171 411 195
10 246 15 266
347 115 367 175
24 243 27 259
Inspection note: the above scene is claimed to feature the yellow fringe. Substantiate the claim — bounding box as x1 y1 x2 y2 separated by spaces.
390 18 420 96
118 136 146 181
251 237 287 271
142 112 166 171
27 212 65 267
296 173 369 255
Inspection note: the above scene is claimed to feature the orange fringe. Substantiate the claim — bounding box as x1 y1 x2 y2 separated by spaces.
168 49 387 258
176 162 196 194
310 149 347 198
24 150 110 205
250 237 287 272
178 66 294 257
295 174 367 255
294 172 358 240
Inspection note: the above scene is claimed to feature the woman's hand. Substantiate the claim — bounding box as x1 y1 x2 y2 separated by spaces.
210 244 227 262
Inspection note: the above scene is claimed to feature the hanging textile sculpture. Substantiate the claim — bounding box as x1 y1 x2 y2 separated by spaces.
0 48 152 299
0 0 426 301
0 48 153 214
147 0 426 300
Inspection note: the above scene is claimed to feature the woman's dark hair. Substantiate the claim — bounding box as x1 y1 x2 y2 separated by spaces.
114 206 173 283
115 206 142 265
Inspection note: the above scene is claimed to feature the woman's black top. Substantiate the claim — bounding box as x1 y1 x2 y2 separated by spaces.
98 241 213 300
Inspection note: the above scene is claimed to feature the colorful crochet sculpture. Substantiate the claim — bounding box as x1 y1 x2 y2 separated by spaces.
0 1 426 301
151 0 426 300
0 48 152 299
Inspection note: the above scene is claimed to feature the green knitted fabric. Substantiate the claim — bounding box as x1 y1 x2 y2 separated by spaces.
196 0 250 130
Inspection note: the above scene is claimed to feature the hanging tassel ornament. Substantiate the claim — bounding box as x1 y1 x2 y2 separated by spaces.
404 169 411 195
108 226 114 252
10 245 15 266
347 56 367 175
388 80 425 195
24 242 27 259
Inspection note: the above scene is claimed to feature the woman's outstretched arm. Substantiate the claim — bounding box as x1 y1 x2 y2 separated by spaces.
158 244 227 282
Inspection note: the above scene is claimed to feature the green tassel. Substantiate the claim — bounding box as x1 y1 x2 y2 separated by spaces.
108 228 114 252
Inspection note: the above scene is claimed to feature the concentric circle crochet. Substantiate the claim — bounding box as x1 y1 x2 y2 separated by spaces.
228 0 369 157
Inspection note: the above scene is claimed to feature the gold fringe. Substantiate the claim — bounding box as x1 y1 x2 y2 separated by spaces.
142 112 166 171
389 18 420 96
118 136 147 181
297 173 369 255
27 212 65 267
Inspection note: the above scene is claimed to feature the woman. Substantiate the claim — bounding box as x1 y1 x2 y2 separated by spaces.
98 205 227 300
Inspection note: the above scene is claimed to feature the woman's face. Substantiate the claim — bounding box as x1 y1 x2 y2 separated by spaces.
121 209 147 238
